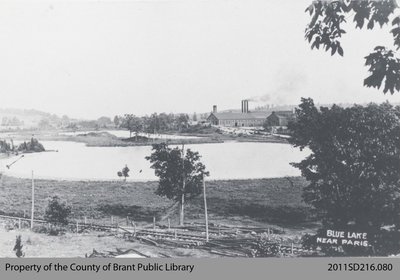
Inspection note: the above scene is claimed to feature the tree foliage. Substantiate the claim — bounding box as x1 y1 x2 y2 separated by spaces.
115 113 190 135
113 115 120 127
97 116 112 128
364 46 400 93
120 114 143 138
288 98 400 256
17 138 45 153
44 196 72 226
0 138 45 153
0 139 12 153
117 165 130 181
146 143 209 224
305 0 400 94
146 143 209 200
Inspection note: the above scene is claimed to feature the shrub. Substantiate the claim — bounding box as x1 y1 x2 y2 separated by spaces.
48 226 65 236
13 235 24 258
44 196 71 225
252 238 281 257
117 165 130 181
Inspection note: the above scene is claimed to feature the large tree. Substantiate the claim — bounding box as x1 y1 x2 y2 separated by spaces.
305 0 400 94
97 116 112 128
288 98 400 256
173 114 190 132
120 114 143 139
146 143 209 225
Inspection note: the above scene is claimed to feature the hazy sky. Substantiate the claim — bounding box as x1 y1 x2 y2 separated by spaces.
1 0 400 119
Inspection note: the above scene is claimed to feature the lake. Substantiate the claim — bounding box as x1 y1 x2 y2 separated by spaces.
0 141 307 181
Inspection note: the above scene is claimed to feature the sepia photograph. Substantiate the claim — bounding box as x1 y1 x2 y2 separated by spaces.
0 0 399 260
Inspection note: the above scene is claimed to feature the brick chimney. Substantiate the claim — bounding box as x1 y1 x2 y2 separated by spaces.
241 100 249 113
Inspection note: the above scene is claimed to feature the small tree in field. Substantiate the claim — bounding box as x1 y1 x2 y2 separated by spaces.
146 143 209 225
44 196 71 226
118 165 130 181
288 98 400 256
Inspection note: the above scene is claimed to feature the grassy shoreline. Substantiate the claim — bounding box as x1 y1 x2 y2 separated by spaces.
2 129 288 147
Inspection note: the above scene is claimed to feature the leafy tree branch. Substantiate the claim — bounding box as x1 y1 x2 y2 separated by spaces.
306 0 400 94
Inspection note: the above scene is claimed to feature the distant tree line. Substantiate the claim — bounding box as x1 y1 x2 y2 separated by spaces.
0 140 12 153
0 138 45 153
114 113 190 138
1 117 24 126
37 116 113 130
17 138 45 153
37 114 68 130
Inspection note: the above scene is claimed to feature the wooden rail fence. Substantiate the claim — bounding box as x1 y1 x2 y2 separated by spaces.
0 214 313 256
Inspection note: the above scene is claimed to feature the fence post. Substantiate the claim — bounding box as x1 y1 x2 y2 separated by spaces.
153 216 155 230
111 216 113 225
267 228 270 240
30 171 34 230
168 218 170 230
18 218 21 230
84 216 87 225
203 177 209 242
291 243 294 254
126 216 129 226
133 223 136 236
174 229 177 239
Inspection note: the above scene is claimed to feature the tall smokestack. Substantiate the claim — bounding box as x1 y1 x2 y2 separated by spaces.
241 100 249 113
213 105 217 113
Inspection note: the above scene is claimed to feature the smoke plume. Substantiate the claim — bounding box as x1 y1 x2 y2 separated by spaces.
247 70 307 105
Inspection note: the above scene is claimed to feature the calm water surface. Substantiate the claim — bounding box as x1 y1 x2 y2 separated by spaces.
0 141 307 181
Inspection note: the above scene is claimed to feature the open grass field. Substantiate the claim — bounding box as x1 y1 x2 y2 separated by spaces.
0 176 314 229
0 175 320 257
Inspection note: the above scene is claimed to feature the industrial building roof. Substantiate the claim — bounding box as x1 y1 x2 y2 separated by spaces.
267 111 295 119
208 112 270 120
273 111 294 117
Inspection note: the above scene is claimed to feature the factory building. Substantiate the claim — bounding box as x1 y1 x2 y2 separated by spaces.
207 100 270 127
207 100 295 128
265 111 295 127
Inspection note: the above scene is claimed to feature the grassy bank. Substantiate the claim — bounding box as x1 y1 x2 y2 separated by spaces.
23 131 223 147
66 133 287 147
3 129 287 147
0 176 314 228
